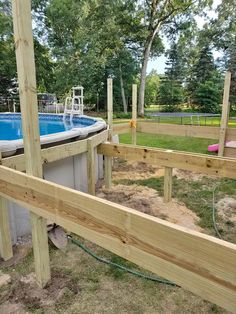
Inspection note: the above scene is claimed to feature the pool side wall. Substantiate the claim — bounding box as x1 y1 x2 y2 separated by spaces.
8 151 104 244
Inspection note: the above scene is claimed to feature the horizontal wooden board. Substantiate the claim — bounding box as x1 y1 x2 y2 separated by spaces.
98 143 236 179
137 122 236 141
0 165 236 312
113 123 131 135
1 130 108 172
224 147 236 158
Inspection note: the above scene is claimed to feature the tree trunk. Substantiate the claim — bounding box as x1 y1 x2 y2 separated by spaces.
119 63 127 114
138 37 154 116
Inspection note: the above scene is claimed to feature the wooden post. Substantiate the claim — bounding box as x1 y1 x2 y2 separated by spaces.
0 153 13 261
104 78 113 189
12 0 50 287
164 167 173 203
132 84 137 145
87 139 96 195
218 71 231 157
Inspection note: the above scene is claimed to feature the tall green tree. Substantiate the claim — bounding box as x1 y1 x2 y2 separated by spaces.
158 42 184 109
145 70 160 106
135 0 212 116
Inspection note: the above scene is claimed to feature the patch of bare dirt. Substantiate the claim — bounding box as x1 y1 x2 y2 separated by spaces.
0 271 80 312
97 184 202 232
0 244 32 268
216 197 236 224
113 159 165 180
0 301 26 314
112 159 215 182
173 169 209 181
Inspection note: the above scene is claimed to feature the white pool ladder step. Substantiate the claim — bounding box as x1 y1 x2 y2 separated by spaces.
63 86 84 121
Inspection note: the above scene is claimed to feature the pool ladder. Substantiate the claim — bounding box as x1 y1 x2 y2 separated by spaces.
63 86 84 122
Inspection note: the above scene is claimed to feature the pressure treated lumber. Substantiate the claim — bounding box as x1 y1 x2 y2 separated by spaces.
97 143 236 179
12 0 50 287
218 71 231 157
138 122 221 139
0 154 13 261
113 123 131 135
105 78 113 189
0 165 236 312
87 139 96 195
1 130 108 172
131 84 137 145
164 167 172 203
224 147 236 158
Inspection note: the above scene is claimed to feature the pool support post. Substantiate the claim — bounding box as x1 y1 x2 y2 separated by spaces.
218 71 231 157
0 153 13 261
164 167 173 203
104 78 113 189
12 0 51 287
131 84 137 145
87 138 96 195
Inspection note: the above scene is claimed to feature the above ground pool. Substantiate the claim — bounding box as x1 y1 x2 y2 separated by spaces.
0 113 106 156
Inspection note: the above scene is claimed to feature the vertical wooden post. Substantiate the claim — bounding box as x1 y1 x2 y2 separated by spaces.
132 84 137 145
12 0 50 287
0 153 13 261
218 71 231 157
87 139 96 195
164 167 172 203
104 78 113 189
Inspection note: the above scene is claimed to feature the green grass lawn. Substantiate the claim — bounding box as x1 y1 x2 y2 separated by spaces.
119 132 216 154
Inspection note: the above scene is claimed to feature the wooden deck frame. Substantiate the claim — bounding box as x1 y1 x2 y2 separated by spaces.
0 165 236 312
1 129 108 172
98 143 236 179
3 1 236 312
12 0 50 287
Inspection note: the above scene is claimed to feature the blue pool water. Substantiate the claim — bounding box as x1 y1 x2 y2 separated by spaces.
0 114 96 141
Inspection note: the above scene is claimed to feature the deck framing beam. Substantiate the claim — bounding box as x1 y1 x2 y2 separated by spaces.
0 165 236 312
97 143 236 179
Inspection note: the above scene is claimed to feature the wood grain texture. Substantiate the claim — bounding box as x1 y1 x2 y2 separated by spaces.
0 153 13 261
12 0 50 287
87 139 96 195
105 78 113 188
218 72 231 157
0 165 236 312
224 147 236 158
113 123 131 135
132 84 137 145
1 130 108 172
137 122 222 139
0 197 13 261
98 143 236 179
164 167 172 203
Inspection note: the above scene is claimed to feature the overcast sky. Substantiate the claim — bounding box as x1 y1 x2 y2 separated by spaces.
147 0 222 74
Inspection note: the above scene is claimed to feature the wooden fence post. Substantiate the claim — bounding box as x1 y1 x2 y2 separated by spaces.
132 84 137 145
164 167 173 203
12 0 50 287
87 139 96 195
0 153 13 261
104 78 113 189
218 71 231 157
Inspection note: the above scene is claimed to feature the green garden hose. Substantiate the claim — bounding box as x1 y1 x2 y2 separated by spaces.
68 235 178 287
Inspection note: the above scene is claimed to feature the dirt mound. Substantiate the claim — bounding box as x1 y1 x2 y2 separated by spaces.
112 159 212 182
0 271 80 312
112 160 164 180
216 197 236 224
98 184 202 232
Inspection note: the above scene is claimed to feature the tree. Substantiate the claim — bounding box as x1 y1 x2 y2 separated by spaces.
145 70 160 106
158 42 184 110
193 80 221 113
135 0 211 116
158 76 184 110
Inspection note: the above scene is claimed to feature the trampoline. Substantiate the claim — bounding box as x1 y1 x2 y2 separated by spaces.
145 112 221 125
